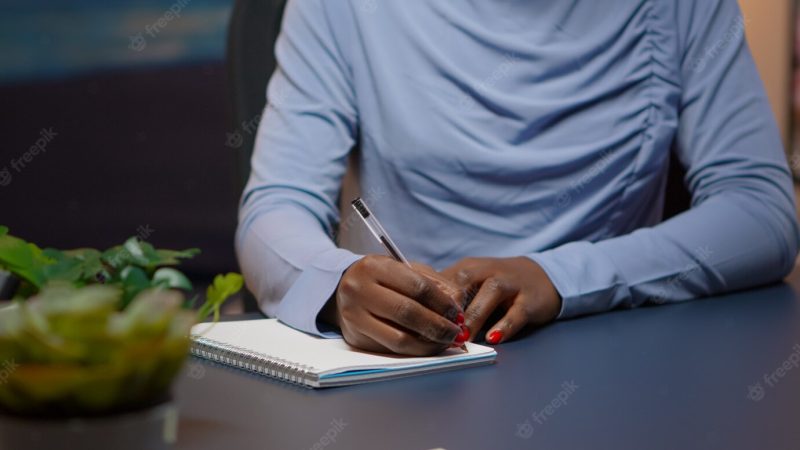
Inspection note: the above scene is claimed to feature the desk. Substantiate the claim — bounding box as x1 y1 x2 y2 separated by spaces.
175 279 800 450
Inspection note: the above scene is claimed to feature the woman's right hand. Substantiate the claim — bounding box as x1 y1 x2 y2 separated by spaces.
323 255 467 356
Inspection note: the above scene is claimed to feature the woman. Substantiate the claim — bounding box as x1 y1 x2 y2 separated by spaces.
236 0 799 355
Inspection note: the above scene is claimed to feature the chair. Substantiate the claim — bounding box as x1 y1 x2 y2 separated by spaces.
227 0 287 198
663 151 691 219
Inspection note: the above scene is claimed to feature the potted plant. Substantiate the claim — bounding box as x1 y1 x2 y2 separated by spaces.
0 226 243 449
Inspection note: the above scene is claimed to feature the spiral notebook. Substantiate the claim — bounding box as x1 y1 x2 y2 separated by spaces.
190 319 496 388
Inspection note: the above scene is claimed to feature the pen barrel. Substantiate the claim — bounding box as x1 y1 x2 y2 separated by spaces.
352 199 411 266
364 214 410 265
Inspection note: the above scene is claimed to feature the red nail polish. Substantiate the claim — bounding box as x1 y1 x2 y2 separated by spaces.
455 312 465 325
455 324 470 343
487 330 503 345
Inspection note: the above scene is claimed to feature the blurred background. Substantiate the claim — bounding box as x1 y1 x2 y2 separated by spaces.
0 0 797 291
0 0 237 280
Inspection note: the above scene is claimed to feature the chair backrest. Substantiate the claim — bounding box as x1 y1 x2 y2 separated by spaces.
226 0 691 224
227 0 287 197
663 150 691 219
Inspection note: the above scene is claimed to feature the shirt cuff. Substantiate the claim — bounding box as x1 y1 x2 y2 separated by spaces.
276 247 363 337
527 241 631 320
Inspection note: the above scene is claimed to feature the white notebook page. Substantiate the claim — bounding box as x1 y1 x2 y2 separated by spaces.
191 319 496 377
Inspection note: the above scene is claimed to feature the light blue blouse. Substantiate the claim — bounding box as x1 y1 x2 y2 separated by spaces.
237 0 799 336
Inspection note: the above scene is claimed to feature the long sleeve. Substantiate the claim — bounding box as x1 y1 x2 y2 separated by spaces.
236 0 361 337
530 0 800 318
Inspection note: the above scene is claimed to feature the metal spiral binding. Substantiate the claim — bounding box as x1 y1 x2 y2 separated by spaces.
190 335 317 387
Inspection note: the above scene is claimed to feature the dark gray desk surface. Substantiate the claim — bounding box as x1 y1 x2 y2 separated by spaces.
175 275 800 450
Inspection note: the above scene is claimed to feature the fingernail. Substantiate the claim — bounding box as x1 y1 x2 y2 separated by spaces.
454 324 470 344
455 312 465 325
486 330 503 345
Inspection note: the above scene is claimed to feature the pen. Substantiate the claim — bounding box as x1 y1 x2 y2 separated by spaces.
351 197 468 351
350 197 412 268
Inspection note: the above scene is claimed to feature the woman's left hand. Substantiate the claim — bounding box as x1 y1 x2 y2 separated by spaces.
440 257 561 344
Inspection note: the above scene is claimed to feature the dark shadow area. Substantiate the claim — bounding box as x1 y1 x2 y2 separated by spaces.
0 62 238 278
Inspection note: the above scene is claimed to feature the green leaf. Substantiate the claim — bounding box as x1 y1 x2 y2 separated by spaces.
151 268 192 291
101 239 199 272
101 238 149 271
153 248 200 266
119 266 151 307
131 239 199 270
100 245 131 271
63 249 105 282
0 226 8 237
207 273 243 305
122 238 151 267
40 249 84 284
0 233 53 288
197 273 243 322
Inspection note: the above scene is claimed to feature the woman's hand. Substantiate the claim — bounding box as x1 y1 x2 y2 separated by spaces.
323 255 466 356
440 257 561 344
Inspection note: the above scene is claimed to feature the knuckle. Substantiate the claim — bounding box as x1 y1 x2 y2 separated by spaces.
393 300 414 323
499 316 514 332
337 276 360 298
432 280 457 302
411 276 432 299
455 268 473 286
360 254 380 271
485 277 505 293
